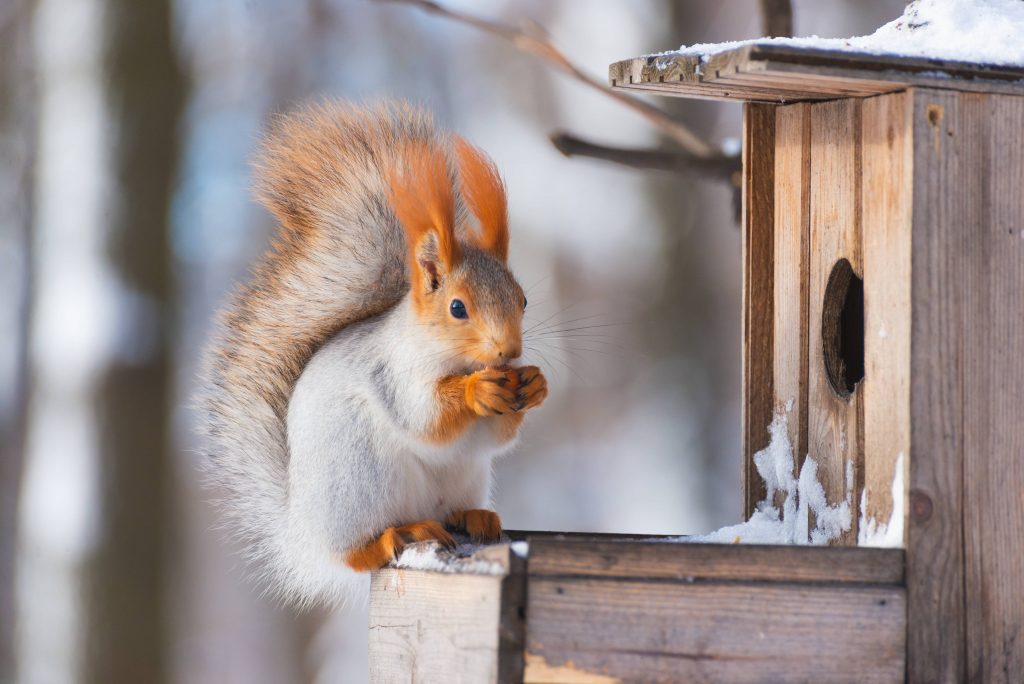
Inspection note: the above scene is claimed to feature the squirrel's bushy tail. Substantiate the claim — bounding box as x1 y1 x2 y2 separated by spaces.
197 101 449 600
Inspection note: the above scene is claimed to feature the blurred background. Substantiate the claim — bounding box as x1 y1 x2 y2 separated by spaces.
0 0 905 682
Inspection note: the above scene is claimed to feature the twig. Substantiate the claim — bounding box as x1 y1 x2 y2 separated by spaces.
550 131 740 181
759 0 793 38
378 0 718 159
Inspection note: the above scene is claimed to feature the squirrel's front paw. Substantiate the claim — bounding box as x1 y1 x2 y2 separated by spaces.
513 365 548 412
465 367 519 416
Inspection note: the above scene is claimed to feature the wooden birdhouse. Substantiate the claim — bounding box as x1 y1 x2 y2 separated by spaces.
369 46 1024 683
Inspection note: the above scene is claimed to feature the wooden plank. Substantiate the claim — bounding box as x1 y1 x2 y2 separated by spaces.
609 44 1024 103
369 544 525 683
525 577 906 684
860 92 913 544
709 63 900 99
618 81 827 104
906 88 972 683
961 92 1024 682
527 537 905 585
771 102 811 495
806 98 863 544
741 103 776 517
369 571 505 684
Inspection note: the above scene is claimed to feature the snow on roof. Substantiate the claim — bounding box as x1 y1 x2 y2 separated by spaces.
657 0 1024 68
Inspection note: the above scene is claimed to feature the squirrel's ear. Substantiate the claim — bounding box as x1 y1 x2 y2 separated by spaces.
454 137 508 262
413 230 446 292
388 143 460 292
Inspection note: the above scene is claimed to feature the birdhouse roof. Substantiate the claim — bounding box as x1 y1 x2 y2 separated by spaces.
609 44 1024 104
610 0 1024 103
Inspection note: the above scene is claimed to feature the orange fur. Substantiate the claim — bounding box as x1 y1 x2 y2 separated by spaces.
424 375 478 443
445 509 502 542
344 527 402 572
209 103 436 429
493 412 525 444
387 142 460 305
465 367 520 417
515 365 548 411
423 367 531 444
454 137 509 261
344 519 455 572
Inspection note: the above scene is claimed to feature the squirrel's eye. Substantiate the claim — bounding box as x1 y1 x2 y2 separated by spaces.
449 299 468 319
523 296 528 310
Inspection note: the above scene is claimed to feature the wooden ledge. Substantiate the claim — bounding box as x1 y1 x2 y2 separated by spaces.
370 533 906 683
610 44 1024 103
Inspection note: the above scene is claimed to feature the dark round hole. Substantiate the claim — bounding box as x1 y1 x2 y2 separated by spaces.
822 258 865 398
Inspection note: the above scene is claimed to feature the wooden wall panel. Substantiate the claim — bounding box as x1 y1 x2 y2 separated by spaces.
861 92 913 542
901 87 1024 681
907 88 975 683
806 98 863 544
961 93 1024 682
771 103 811 502
741 103 777 517
525 578 905 684
527 537 904 585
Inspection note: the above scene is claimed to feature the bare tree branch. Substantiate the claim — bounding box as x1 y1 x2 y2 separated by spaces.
550 131 740 181
379 0 718 159
759 0 793 38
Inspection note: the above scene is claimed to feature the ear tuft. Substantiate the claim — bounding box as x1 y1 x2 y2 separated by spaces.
387 142 460 291
454 137 509 261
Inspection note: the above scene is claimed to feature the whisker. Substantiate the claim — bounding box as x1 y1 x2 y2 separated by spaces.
525 343 582 383
522 300 586 336
538 342 619 358
526 313 607 335
526 333 624 342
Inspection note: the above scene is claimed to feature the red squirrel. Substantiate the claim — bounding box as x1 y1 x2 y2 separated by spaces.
198 101 547 605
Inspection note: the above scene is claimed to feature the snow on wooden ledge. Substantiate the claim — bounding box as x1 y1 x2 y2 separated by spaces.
610 0 1024 102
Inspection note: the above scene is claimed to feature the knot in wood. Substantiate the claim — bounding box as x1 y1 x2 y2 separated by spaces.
909 489 933 523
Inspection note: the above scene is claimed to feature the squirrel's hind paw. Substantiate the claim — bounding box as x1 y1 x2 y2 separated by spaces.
446 508 502 543
343 520 456 572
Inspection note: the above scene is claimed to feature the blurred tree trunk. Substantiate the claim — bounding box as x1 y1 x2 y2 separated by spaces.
83 0 184 681
0 1 37 680
644 0 743 523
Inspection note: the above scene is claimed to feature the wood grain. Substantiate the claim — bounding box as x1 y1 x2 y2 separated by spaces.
957 92 1024 682
907 88 972 683
609 44 1024 103
369 570 505 684
771 102 811 499
741 103 776 517
525 577 905 684
860 92 913 543
369 543 525 683
527 537 905 585
807 98 863 544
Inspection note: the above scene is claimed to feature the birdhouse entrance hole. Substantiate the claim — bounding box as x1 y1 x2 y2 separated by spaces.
822 258 864 397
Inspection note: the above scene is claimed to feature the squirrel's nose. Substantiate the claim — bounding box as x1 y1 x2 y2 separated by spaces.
495 340 522 362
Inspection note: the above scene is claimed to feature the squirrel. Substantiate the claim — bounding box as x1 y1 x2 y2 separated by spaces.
198 101 547 606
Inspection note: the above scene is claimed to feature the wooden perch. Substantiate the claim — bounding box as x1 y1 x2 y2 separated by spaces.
369 533 906 683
